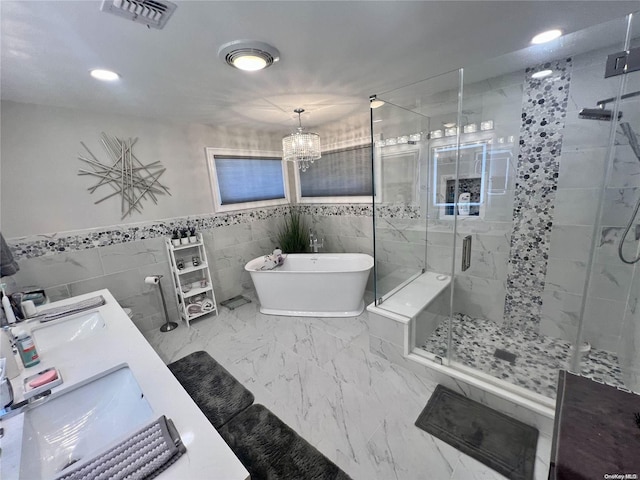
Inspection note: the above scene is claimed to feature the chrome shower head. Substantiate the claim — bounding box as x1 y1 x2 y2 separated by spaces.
578 108 623 121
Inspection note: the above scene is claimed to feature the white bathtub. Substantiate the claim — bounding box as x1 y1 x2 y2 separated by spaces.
245 253 374 317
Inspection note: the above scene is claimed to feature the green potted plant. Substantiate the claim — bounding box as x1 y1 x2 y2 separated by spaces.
188 226 197 243
277 210 309 253
180 228 189 245
171 229 181 247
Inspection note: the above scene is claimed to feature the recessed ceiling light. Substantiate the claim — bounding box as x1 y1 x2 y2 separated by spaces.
218 40 280 71
90 69 120 81
531 29 562 45
531 69 553 79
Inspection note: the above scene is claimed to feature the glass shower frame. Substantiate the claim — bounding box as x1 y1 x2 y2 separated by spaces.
370 10 640 403
370 69 462 365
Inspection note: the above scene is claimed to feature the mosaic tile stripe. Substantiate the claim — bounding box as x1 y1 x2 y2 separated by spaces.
8 203 415 261
8 206 290 261
504 58 572 330
296 204 419 219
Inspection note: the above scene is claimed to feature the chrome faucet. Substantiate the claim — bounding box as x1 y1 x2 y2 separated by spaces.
0 358 53 420
309 228 323 253
0 358 13 410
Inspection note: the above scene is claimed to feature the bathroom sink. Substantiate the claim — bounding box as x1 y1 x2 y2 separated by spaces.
31 310 106 352
19 365 154 479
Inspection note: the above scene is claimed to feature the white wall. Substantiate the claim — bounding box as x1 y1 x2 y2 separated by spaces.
0 100 280 237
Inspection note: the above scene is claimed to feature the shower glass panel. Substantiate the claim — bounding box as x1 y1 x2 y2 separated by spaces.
371 69 461 358
578 12 640 392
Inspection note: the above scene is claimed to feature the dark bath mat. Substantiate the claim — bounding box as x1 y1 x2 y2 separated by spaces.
168 350 254 429
218 404 352 480
415 385 538 480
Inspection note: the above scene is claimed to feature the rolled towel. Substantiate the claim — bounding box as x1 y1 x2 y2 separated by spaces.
36 295 106 323
260 255 279 271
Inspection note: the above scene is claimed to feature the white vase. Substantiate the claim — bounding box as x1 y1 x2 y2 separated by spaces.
171 238 181 247
180 237 189 245
189 236 197 243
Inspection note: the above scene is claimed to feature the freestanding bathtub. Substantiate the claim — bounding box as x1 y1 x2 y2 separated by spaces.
245 253 374 317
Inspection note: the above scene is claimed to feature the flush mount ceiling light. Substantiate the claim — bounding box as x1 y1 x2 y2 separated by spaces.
218 40 280 71
90 69 120 81
282 108 321 172
530 29 562 45
531 69 553 79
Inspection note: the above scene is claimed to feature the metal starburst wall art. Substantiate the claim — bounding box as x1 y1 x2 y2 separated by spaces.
77 133 170 219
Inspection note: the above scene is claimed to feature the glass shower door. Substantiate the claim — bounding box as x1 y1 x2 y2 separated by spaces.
577 12 640 392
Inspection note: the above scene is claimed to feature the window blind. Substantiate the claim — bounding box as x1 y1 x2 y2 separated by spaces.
299 145 372 197
214 156 285 205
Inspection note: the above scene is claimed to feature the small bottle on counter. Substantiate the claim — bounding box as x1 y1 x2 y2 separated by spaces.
1 285 17 325
14 329 40 368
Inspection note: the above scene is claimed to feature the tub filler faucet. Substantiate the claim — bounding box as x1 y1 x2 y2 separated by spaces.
309 229 324 253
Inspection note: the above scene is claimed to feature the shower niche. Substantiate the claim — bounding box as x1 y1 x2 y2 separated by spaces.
432 141 487 218
431 139 515 219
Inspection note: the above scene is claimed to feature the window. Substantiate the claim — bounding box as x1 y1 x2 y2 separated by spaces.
206 148 289 212
296 144 373 203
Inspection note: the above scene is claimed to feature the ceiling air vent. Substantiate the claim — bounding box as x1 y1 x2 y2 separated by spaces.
100 0 177 30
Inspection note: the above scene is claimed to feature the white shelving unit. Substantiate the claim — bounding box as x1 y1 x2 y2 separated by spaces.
166 232 217 326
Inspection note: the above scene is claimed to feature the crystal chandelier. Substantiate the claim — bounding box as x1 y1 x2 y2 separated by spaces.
282 108 321 172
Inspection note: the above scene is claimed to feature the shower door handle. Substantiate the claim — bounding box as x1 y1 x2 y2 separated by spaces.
461 235 472 271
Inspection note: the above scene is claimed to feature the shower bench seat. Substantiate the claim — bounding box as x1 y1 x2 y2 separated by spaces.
367 270 451 357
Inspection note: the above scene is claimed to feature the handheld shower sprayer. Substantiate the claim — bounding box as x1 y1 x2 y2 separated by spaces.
578 105 640 264
620 122 640 160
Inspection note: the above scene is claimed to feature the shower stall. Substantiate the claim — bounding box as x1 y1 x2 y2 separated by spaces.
368 11 640 408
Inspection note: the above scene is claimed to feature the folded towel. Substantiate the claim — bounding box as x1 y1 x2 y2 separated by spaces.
259 250 286 271
57 415 186 480
0 233 19 277
36 295 106 322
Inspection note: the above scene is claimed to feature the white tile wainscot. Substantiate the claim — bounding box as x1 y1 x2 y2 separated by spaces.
0 289 249 480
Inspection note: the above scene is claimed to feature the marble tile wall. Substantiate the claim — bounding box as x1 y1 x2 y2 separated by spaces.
3 238 178 332
540 47 639 353
299 206 376 258
301 202 512 325
4 208 287 332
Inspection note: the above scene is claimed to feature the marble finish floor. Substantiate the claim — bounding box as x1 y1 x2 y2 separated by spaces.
142 293 552 480
421 313 625 399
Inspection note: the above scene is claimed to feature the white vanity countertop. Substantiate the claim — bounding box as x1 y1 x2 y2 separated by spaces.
1 289 249 480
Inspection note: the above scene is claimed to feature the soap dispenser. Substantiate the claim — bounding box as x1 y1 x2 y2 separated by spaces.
14 328 40 368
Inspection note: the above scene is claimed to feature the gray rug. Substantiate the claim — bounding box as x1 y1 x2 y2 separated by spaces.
218 404 352 480
415 385 538 480
168 350 254 429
